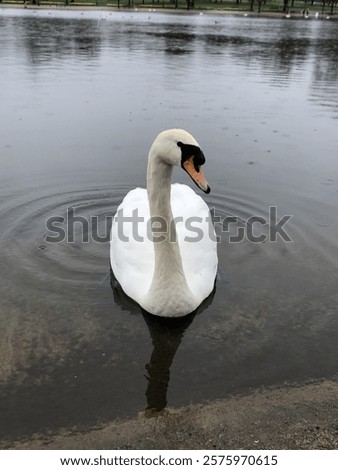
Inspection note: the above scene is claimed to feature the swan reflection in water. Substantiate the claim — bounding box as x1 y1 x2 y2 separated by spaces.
111 272 215 413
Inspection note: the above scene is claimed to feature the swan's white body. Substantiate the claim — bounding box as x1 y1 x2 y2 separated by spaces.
110 129 218 317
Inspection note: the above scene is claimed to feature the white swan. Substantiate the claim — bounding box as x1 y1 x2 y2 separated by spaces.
110 129 218 317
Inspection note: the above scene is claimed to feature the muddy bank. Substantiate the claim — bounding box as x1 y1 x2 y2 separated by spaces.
4 379 338 450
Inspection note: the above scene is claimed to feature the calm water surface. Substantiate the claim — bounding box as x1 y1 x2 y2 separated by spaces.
0 8 338 441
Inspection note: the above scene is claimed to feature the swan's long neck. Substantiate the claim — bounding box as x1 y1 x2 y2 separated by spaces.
147 157 185 281
147 158 174 227
145 156 196 316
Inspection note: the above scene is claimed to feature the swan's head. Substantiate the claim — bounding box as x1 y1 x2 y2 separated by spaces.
149 128 210 194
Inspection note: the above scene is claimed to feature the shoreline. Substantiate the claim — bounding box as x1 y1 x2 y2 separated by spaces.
0 3 336 19
3 378 338 450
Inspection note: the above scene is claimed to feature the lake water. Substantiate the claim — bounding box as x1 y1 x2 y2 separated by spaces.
0 8 338 442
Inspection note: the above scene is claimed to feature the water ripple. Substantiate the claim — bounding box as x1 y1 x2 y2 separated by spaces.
0 183 132 305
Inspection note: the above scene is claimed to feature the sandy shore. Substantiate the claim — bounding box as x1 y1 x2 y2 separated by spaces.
3 379 338 450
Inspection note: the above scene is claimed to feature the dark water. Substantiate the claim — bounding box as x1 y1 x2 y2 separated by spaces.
1 8 338 442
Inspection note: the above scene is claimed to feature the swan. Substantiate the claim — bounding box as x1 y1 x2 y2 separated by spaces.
110 129 218 317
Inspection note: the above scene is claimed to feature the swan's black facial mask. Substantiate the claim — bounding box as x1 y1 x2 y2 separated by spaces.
177 142 210 194
178 143 206 168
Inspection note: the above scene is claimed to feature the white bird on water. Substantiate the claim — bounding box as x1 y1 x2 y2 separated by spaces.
110 129 218 318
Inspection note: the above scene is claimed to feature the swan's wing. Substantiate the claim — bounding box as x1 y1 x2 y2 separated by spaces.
110 188 154 305
171 184 218 302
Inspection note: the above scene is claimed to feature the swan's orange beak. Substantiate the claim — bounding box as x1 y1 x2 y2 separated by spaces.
183 157 210 194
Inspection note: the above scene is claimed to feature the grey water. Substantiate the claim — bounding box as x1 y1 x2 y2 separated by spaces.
0 8 338 442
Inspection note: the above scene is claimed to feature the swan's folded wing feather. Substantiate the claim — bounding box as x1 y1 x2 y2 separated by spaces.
171 184 218 302
110 188 154 305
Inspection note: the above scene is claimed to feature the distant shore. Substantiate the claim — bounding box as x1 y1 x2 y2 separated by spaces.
0 2 336 20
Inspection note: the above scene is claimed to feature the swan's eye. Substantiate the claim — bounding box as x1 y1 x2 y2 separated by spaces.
194 148 206 166
179 142 206 170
